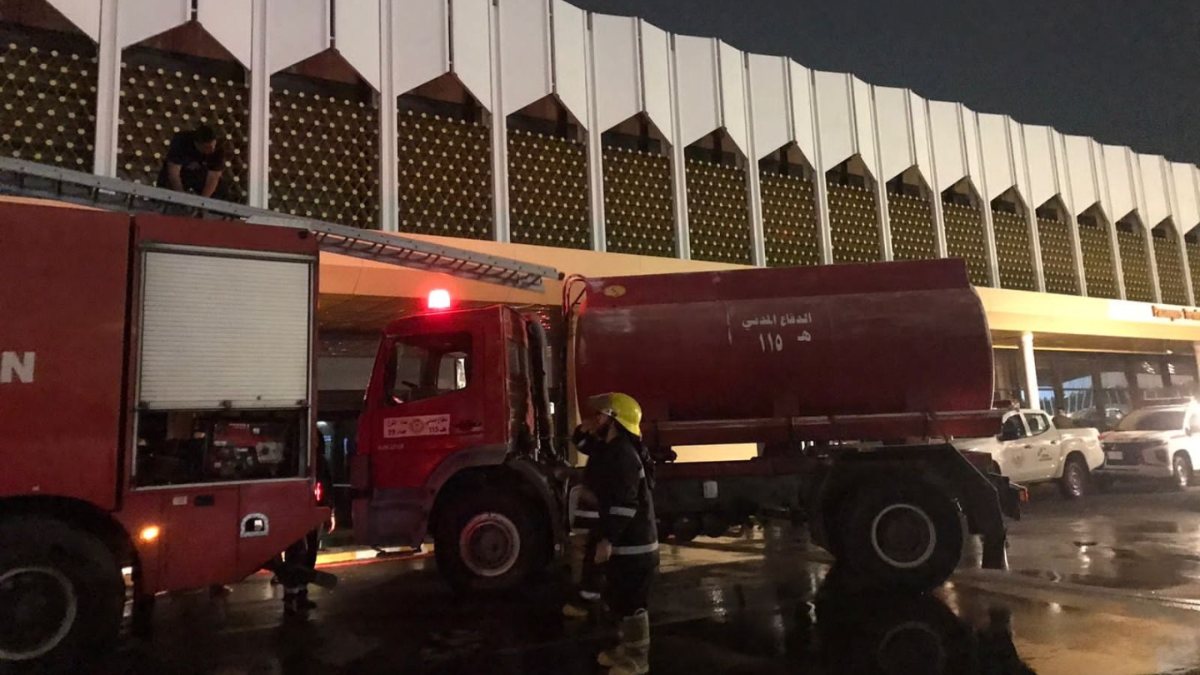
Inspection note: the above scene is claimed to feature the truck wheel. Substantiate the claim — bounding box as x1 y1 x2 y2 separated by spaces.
434 490 549 593
0 518 124 672
841 484 963 591
1172 453 1193 491
671 515 701 543
1058 455 1091 499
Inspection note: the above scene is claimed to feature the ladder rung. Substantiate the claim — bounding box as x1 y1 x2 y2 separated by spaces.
0 156 558 291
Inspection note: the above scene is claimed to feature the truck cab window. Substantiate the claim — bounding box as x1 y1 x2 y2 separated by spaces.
389 333 472 404
1025 413 1050 436
1000 415 1027 441
135 409 305 487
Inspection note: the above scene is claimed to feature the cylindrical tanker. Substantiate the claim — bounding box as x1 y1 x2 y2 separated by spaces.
573 259 994 443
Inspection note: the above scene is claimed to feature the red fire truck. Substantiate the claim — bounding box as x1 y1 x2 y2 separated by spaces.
353 259 1022 593
0 203 329 669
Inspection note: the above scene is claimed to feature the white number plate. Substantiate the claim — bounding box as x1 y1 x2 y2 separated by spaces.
1105 450 1123 461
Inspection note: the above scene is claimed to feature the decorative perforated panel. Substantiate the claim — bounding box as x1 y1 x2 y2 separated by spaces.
602 146 674 257
942 201 990 286
887 193 937 261
761 173 819 266
685 158 751 264
1079 220 1118 299
992 209 1036 291
118 51 248 203
0 30 95 169
508 129 590 249
396 110 492 239
1187 236 1200 302
1037 218 1079 295
1117 224 1154 302
828 184 880 264
269 87 379 228
1152 224 1188 305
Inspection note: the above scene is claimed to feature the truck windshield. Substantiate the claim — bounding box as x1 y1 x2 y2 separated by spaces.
1117 409 1186 432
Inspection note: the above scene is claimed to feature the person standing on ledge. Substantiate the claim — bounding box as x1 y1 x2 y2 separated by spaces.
157 124 227 200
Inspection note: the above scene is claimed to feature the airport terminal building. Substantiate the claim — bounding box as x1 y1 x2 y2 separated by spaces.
4 0 1200 450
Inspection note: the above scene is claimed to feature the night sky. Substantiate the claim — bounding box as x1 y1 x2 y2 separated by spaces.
570 0 1200 166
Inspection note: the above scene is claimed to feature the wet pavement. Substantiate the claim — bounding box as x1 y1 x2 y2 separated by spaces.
90 486 1200 675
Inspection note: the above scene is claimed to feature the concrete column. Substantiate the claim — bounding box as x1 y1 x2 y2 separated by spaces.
806 70 833 265
1020 331 1040 410
247 0 270 209
583 17 606 252
376 0 398 232
488 0 511 243
740 54 766 267
667 35 690 260
93 0 120 177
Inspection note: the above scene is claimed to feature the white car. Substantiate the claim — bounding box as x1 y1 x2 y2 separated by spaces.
1096 403 1200 489
952 409 1103 498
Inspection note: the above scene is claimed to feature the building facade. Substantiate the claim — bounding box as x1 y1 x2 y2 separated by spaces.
5 0 1200 444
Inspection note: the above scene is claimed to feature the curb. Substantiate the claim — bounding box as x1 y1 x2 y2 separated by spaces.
315 544 433 567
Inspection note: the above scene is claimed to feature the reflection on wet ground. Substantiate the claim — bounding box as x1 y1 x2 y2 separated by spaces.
93 488 1200 675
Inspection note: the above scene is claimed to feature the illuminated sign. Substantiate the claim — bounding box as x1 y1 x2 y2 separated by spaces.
1151 306 1200 321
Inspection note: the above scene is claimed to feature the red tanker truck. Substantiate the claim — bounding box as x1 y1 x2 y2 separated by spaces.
353 258 1023 593
0 202 329 670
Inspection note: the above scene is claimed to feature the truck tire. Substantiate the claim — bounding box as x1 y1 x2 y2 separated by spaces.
1058 454 1091 500
433 490 549 593
0 517 124 672
840 483 963 591
1172 453 1193 491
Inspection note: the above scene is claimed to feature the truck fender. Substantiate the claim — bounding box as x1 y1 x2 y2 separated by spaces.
357 444 508 548
808 445 1011 570
503 457 569 557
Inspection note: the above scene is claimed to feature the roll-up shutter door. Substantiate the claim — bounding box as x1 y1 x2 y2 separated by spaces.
138 250 312 409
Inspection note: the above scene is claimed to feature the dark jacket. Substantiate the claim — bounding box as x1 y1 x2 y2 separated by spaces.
574 426 658 557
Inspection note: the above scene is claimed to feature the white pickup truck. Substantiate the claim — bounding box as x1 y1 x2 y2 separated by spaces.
952 409 1103 498
1095 402 1200 490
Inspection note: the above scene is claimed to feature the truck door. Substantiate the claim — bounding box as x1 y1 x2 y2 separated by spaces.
359 310 507 543
1022 411 1057 481
998 413 1034 481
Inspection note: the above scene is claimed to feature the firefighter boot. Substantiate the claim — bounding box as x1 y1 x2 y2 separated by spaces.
599 610 650 673
284 588 317 615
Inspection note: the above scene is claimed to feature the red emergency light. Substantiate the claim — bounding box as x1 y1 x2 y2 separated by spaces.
427 289 452 310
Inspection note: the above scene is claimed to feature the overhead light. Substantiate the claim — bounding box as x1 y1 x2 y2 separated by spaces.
139 525 161 543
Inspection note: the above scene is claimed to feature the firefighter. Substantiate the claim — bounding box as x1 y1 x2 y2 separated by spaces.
562 445 604 619
578 392 658 675
156 124 228 200
281 444 334 616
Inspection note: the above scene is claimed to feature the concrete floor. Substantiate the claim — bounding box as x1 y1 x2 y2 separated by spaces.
97 485 1200 675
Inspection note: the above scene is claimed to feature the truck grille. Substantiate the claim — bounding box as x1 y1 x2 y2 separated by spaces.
1102 442 1155 466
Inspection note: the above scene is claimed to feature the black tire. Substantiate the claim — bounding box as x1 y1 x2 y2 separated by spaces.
1171 453 1193 491
0 517 124 673
1058 454 1091 499
840 483 964 591
433 489 549 593
671 515 701 543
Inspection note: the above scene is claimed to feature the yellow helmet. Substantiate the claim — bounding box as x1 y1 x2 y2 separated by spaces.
586 392 643 438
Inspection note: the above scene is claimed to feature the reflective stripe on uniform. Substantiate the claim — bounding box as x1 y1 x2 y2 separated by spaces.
609 506 637 517
612 542 659 556
574 510 600 519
